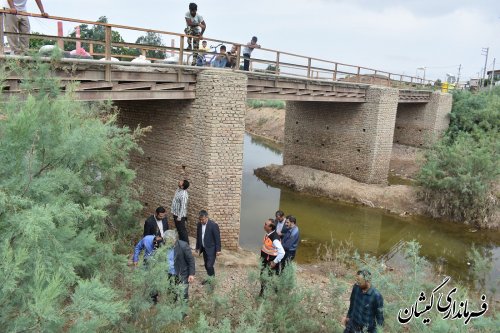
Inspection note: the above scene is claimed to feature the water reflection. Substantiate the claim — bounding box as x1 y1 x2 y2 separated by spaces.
239 133 500 292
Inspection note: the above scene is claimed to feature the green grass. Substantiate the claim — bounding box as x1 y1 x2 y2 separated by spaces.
247 99 285 109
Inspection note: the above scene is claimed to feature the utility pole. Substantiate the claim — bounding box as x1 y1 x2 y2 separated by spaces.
481 47 489 87
456 64 461 87
489 58 496 92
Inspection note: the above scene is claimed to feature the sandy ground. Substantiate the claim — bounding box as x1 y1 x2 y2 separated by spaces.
185 240 350 318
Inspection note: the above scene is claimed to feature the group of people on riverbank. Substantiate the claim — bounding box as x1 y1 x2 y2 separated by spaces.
131 177 384 332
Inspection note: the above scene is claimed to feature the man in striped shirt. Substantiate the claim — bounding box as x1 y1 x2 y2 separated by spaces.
171 179 190 244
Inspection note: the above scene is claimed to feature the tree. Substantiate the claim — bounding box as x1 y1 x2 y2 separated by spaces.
135 32 166 59
0 58 144 331
65 16 138 59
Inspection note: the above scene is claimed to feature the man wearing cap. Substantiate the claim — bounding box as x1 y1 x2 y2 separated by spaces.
342 270 384 333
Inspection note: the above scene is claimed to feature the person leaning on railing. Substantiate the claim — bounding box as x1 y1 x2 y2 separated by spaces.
4 0 48 55
184 2 206 66
242 36 260 71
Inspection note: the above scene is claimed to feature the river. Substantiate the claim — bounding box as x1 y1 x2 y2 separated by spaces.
240 133 500 292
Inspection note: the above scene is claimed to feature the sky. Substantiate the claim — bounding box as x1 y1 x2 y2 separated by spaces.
18 0 500 82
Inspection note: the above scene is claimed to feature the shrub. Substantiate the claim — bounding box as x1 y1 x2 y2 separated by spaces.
417 88 500 228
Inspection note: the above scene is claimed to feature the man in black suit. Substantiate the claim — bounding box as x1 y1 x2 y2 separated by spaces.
143 206 169 237
164 230 195 301
195 210 221 282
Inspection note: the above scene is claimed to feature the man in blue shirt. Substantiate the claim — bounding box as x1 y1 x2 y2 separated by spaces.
281 215 299 270
133 235 163 266
211 45 229 68
342 270 384 333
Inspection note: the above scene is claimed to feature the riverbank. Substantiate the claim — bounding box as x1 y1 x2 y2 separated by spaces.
255 164 428 217
181 241 499 331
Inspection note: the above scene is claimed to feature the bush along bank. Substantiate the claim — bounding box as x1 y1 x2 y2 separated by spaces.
417 88 500 229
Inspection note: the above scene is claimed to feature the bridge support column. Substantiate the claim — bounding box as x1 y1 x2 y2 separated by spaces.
283 86 399 184
117 70 247 250
394 92 452 147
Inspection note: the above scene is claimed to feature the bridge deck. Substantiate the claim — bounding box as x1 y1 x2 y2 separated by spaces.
1 56 431 103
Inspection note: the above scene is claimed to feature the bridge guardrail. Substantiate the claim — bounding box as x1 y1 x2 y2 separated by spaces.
0 10 434 89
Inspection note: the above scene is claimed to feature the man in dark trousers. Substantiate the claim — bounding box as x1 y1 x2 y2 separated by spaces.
195 210 221 284
171 179 190 244
342 270 384 333
143 206 169 237
164 230 195 301
260 218 285 296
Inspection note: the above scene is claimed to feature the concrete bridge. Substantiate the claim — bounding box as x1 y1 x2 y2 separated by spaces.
0 12 452 249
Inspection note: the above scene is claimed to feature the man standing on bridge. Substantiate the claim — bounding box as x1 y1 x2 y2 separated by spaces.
4 0 49 55
184 2 206 66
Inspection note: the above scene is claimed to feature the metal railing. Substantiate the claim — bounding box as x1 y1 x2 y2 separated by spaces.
0 10 434 88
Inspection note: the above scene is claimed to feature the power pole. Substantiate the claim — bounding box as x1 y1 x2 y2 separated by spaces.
489 58 496 92
457 64 461 87
481 47 489 87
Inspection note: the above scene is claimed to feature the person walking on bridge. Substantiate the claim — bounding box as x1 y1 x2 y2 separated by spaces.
4 0 48 55
184 2 206 65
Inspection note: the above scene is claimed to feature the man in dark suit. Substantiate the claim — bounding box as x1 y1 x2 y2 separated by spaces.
164 230 195 301
195 210 221 283
143 206 169 237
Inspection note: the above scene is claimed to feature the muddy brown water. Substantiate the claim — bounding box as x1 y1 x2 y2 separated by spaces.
240 133 500 293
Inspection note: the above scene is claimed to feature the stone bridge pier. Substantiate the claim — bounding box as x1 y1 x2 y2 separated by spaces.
394 91 452 147
117 70 247 250
283 88 452 184
284 87 400 184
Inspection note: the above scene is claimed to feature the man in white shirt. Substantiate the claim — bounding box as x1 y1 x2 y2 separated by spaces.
195 210 221 284
4 0 48 55
171 179 190 244
242 36 260 71
260 218 285 296
184 2 206 65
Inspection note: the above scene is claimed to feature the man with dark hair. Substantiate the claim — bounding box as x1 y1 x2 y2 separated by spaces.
274 210 288 239
132 234 164 303
143 206 169 237
171 179 190 244
242 36 260 71
195 210 221 283
184 2 206 65
132 235 164 266
5 0 48 55
342 270 384 333
211 45 229 68
281 215 299 269
164 230 195 301
260 218 285 296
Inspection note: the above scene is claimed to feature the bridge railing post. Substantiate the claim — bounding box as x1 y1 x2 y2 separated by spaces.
275 51 280 75
235 44 241 70
307 57 311 78
356 67 361 83
104 25 112 81
0 14 4 55
178 36 184 65
333 63 337 81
